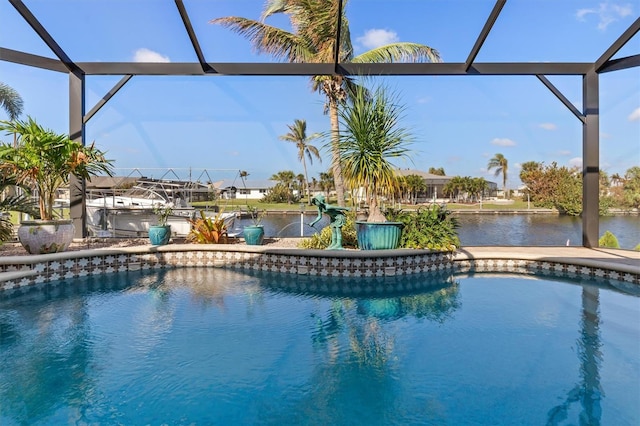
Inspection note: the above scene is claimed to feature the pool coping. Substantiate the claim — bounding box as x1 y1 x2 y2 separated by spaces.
1 244 638 292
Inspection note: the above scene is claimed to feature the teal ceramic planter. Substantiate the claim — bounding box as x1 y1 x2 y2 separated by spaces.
355 221 403 250
148 225 171 246
243 225 265 245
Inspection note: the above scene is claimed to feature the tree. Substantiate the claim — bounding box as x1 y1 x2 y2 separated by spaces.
519 161 617 216
336 83 413 222
279 119 322 204
0 82 23 121
404 174 426 204
319 171 334 199
428 167 446 176
487 153 508 197
622 166 640 209
468 177 488 202
0 117 113 221
269 170 296 203
211 0 441 207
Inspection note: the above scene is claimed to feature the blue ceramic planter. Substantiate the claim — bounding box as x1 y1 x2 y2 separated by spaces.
243 226 265 245
149 225 171 246
355 221 403 250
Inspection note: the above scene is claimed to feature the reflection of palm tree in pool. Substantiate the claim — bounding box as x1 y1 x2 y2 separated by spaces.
310 279 460 366
546 287 602 425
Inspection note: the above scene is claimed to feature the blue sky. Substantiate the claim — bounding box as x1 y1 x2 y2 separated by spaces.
1 0 638 189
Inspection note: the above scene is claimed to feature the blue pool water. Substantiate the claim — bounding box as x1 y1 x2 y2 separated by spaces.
1 269 638 425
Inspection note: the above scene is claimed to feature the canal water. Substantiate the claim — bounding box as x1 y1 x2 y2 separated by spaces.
233 213 640 250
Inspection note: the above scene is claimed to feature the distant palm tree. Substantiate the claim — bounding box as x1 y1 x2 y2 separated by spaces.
270 170 296 203
428 167 446 176
0 82 23 121
319 171 334 199
210 0 441 207
404 174 426 204
279 119 322 204
488 153 509 197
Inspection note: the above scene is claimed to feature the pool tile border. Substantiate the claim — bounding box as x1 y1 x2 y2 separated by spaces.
1 244 638 292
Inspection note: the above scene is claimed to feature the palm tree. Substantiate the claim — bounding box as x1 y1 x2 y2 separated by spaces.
270 170 296 203
337 83 412 222
404 174 426 204
488 153 509 197
0 82 23 121
210 0 441 207
319 171 334 199
279 119 322 204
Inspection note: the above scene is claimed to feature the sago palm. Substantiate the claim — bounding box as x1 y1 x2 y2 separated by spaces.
210 0 441 207
279 119 322 204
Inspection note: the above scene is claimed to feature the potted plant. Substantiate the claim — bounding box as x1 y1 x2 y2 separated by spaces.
336 82 412 250
0 117 113 254
186 210 229 244
243 205 265 245
149 202 174 245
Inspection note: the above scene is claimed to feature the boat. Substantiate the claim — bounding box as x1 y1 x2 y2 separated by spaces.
86 179 236 238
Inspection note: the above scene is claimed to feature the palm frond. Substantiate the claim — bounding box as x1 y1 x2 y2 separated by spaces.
0 82 24 120
352 42 441 63
210 16 315 62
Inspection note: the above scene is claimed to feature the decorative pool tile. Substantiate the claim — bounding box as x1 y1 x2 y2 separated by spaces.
1 246 638 292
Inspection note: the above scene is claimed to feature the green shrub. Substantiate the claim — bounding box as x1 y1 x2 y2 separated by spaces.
635 243 640 251
298 212 358 249
598 230 620 248
393 204 460 251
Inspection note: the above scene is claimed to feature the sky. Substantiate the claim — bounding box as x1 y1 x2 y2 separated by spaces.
0 0 638 189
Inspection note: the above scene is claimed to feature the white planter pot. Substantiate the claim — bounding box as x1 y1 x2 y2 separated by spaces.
17 220 75 254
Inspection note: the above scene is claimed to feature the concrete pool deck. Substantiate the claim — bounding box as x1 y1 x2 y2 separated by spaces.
1 243 638 292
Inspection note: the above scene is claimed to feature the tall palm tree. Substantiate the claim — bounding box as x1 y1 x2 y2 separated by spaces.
210 0 441 207
279 119 322 204
487 153 509 197
0 82 23 121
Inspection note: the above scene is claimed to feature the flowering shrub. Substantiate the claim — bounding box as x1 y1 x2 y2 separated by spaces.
152 202 174 226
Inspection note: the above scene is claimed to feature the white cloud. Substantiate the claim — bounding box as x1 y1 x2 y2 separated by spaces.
628 107 640 121
576 2 634 30
416 96 431 104
569 157 583 168
491 138 516 147
539 123 557 131
558 150 571 156
356 29 399 49
133 48 170 63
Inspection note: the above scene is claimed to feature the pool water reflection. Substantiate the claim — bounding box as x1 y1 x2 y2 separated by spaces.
1 269 638 425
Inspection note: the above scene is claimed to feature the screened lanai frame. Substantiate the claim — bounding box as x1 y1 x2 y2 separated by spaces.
1 0 639 247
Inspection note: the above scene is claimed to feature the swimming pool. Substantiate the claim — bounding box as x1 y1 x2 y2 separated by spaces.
1 268 638 425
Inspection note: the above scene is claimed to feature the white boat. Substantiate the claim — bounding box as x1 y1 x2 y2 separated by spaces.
86 180 236 238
